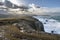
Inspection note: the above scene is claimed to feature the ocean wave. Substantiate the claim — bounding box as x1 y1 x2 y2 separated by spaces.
33 16 60 34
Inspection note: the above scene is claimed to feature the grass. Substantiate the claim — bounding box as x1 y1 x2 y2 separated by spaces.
3 25 60 40
0 18 60 40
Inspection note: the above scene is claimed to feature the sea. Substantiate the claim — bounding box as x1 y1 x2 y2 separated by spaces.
34 15 60 34
0 14 60 34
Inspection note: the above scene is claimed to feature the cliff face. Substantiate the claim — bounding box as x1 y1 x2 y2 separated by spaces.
0 15 60 40
0 15 45 32
0 15 44 40
13 15 45 32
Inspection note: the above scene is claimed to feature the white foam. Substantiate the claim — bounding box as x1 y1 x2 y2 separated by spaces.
34 16 60 34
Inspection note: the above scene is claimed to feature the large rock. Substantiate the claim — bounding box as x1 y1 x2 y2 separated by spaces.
0 15 44 32
15 15 45 32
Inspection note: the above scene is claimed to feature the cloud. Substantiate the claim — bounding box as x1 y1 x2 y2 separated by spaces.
9 0 60 14
5 0 60 15
28 4 60 14
9 0 25 6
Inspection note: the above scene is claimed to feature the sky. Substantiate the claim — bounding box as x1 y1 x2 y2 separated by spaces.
0 0 60 14
20 0 60 8
0 0 60 8
41 0 60 7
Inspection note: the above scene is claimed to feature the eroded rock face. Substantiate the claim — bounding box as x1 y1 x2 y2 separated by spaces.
0 15 60 40
14 15 45 32
0 15 45 32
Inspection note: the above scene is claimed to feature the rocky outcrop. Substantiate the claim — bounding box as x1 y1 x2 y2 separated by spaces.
0 15 60 40
13 15 45 32
0 15 44 32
